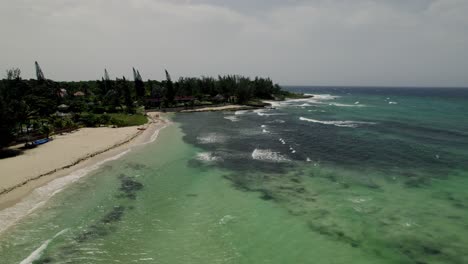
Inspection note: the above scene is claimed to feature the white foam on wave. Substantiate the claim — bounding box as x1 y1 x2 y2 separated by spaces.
234 110 249 115
219 215 235 225
267 119 285 124
289 94 371 108
299 117 376 128
347 197 372 204
20 229 68 264
389 101 398 105
251 149 290 162
254 109 285 117
306 94 338 100
148 124 168 144
329 103 366 107
224 116 240 122
262 129 270 133
0 150 131 235
197 133 226 144
288 94 338 104
196 152 221 162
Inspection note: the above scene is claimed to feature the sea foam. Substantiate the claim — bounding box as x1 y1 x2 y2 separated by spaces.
328 103 366 107
196 152 221 162
197 133 226 144
234 110 249 115
254 109 285 117
299 117 376 128
20 229 68 264
251 149 290 162
224 116 240 122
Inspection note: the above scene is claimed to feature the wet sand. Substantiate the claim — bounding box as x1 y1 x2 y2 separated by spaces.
0 112 167 210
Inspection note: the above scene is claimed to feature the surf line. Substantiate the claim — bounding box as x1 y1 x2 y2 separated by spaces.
20 229 69 264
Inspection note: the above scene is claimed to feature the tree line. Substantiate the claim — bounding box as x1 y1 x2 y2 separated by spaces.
0 62 290 149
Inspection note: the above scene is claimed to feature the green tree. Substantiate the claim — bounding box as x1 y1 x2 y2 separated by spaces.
133 68 145 98
165 69 175 105
5 68 21 80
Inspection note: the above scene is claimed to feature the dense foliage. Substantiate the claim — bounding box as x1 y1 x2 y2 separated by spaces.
0 63 290 149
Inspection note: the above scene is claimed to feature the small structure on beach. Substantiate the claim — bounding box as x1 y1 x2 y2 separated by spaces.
58 104 69 111
58 88 67 98
213 94 225 102
228 96 237 103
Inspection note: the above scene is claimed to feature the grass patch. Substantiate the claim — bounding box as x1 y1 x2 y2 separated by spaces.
76 113 148 127
108 114 148 127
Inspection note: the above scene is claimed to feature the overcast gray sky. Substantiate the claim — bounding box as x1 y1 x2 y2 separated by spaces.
1 0 467 86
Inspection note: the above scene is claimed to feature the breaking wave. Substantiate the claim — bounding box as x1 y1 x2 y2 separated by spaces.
251 149 290 162
20 229 68 264
267 119 285 124
328 103 366 107
224 116 240 122
254 109 285 117
197 133 226 144
196 152 222 162
299 117 376 128
234 110 249 115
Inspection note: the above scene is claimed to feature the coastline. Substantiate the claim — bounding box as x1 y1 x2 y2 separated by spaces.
0 112 169 233
0 103 271 235
180 104 258 113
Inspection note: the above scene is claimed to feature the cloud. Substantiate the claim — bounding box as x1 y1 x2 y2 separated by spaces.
0 0 467 86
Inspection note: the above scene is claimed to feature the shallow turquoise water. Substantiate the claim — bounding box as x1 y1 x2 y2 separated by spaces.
0 87 467 264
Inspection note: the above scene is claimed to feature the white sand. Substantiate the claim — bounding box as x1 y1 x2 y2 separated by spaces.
0 112 166 209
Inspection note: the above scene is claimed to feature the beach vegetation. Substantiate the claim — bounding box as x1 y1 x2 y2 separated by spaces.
0 62 291 150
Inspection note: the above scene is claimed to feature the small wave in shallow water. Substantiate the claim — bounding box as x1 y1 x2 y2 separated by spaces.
234 110 249 115
328 103 366 107
224 116 240 122
251 149 290 162
299 117 376 128
20 229 68 264
254 109 285 117
196 152 222 162
267 119 285 124
197 133 226 144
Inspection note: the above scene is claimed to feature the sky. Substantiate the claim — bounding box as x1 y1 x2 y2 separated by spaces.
0 0 467 87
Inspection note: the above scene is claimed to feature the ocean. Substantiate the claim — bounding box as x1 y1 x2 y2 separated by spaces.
1 86 467 264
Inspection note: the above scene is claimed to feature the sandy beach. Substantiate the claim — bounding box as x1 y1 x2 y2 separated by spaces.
0 112 167 211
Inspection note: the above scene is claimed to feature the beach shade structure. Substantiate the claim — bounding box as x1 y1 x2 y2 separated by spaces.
58 88 68 98
58 104 69 111
213 94 225 102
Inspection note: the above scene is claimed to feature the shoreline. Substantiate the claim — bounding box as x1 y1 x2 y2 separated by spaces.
180 104 258 113
0 112 169 233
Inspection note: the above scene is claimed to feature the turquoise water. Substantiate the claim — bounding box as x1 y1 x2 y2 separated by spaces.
0 87 467 263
